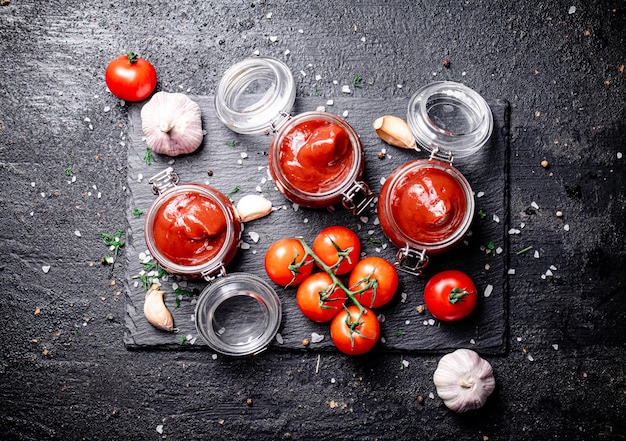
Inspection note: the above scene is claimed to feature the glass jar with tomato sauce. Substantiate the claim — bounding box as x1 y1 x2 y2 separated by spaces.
215 57 373 215
378 81 493 275
144 167 282 356
145 167 242 280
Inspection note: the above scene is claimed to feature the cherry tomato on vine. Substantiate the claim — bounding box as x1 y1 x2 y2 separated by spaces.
296 272 346 323
348 256 399 308
264 238 314 287
423 270 477 321
330 305 380 355
312 226 361 275
105 51 157 102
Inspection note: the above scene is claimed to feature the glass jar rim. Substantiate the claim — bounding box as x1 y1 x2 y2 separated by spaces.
214 57 296 135
144 184 241 278
407 81 493 159
195 273 281 356
269 111 364 203
380 159 475 254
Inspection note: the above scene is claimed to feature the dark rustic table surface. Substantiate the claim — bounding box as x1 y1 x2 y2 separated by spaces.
1 1 624 440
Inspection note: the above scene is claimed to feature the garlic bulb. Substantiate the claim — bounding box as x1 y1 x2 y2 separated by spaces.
141 92 204 156
144 284 174 332
236 194 273 222
373 115 418 150
433 348 495 413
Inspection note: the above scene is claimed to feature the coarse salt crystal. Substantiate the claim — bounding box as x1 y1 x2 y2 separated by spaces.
402 359 410 368
470 339 476 344
292 203 299 212
240 152 248 159
428 319 435 326
617 152 623 159
405 320 411 325
326 99 334 106
493 214 500 223
428 392 435 399
240 242 251 250
284 49 290 56
550 265 557 271
360 216 368 224
508 228 521 234
553 344 559 350
252 49 260 56
303 218 309 224
311 332 324 343
496 247 503 254
269 36 278 42
568 5 576 14
266 12 272 18
484 284 493 297
248 231 260 243
331 378 336 384
508 268 516 275
516 337 522 342
342 110 349 117
298 29 304 33
211 353 218 360
527 354 535 361
74 230 81 237
42 265 51 273
103 106 111 112
564 224 570 231
299 70 306 77
156 425 164 434
275 333 284 344
397 84 402 89
545 269 553 277
531 201 539 209
316 106 326 112
360 36 366 42
477 191 485 198
341 85 351 94
534 250 540 259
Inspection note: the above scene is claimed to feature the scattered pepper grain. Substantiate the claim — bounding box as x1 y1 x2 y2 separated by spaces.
541 160 549 168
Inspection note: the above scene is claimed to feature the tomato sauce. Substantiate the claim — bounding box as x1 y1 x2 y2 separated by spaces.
277 119 354 194
152 191 228 266
382 165 468 247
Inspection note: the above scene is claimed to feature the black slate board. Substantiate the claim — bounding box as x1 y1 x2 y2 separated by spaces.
124 96 510 354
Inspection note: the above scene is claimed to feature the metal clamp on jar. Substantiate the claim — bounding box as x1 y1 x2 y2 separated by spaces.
215 57 373 215
378 82 494 276
144 167 282 356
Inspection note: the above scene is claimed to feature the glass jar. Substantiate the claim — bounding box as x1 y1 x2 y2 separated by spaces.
144 167 242 280
215 57 373 215
378 81 493 275
195 273 281 356
268 111 370 213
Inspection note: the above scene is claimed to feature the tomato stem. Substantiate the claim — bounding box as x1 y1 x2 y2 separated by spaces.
296 237 369 315
124 50 139 64
448 287 472 304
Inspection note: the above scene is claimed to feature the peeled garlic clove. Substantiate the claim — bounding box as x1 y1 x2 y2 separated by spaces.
141 92 204 156
144 284 174 332
236 194 273 222
373 115 418 150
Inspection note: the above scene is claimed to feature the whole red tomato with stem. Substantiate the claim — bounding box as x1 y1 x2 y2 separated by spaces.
264 238 314 287
105 51 157 102
330 305 380 355
296 272 346 323
423 270 477 321
348 256 399 308
312 226 361 275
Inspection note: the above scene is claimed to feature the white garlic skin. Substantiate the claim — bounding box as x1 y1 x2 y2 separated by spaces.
433 348 495 413
144 284 174 332
236 194 273 222
141 92 204 156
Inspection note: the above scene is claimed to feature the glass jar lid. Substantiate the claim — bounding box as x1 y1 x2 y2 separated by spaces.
195 273 282 356
407 81 493 159
214 57 296 135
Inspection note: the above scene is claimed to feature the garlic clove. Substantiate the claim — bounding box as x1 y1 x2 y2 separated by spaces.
236 194 273 222
141 92 204 156
373 115 419 151
144 284 174 332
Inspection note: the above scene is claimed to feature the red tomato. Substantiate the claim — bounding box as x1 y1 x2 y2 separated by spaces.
348 256 399 308
312 226 361 275
264 238 313 287
330 305 380 355
105 51 157 102
423 270 477 321
296 273 346 322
